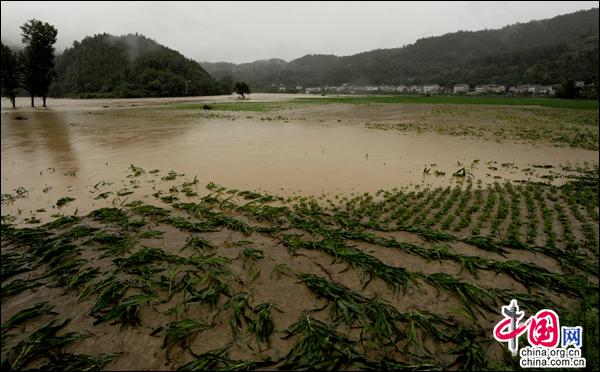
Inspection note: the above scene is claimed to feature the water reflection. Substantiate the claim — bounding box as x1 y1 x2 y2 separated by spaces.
2 104 598 199
2 110 79 171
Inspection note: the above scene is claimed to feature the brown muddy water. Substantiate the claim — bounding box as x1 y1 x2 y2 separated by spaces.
1 95 598 223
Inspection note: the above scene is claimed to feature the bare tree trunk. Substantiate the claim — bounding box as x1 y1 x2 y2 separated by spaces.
12 96 16 108
31 95 34 107
43 95 47 107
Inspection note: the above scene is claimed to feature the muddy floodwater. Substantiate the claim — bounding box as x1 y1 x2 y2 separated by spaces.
2 95 598 222
1 95 599 371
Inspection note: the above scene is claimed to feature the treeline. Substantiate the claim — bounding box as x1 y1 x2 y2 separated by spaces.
49 33 230 98
202 8 599 95
1 19 58 107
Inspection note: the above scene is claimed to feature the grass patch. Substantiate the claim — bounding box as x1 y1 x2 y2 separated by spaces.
294 95 599 110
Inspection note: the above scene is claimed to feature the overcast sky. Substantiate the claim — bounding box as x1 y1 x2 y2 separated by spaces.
1 1 597 63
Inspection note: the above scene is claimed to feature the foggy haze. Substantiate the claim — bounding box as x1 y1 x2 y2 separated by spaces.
1 1 598 64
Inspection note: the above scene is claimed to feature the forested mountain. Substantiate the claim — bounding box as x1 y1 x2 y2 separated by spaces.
41 8 599 97
49 33 223 97
201 58 288 87
201 8 599 90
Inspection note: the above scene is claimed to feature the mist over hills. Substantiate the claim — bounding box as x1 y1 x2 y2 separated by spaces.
43 8 599 97
201 8 599 90
49 33 223 97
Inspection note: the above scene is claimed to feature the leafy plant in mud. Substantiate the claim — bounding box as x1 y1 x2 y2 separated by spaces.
270 263 293 279
162 170 180 181
554 202 579 252
130 203 171 220
93 292 157 327
90 278 131 315
426 186 460 229
89 207 145 230
522 186 538 244
424 273 496 320
40 352 121 371
1 251 35 280
471 187 496 235
1 278 43 298
361 297 405 349
504 184 522 245
161 319 210 359
177 346 275 371
286 236 416 291
297 273 405 351
56 196 76 207
399 310 455 354
403 225 456 242
115 247 183 271
43 215 82 230
5 318 91 370
490 183 509 236
240 248 264 261
240 248 264 284
249 303 280 346
280 315 367 370
182 235 215 252
461 235 509 256
129 164 145 177
61 267 100 293
87 231 137 256
455 185 482 232
297 272 367 330
188 254 231 271
186 269 231 307
222 292 253 338
448 327 490 371
420 187 449 226
1 302 57 330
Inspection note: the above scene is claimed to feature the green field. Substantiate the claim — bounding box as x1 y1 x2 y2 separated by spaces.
294 95 600 110
166 101 298 112
167 95 598 112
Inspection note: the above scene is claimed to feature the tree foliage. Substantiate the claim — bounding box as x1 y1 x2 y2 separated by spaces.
202 8 599 92
20 19 58 107
50 33 222 98
0 42 19 107
233 81 250 98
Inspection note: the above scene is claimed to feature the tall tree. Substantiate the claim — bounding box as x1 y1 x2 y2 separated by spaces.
233 81 250 99
0 42 18 108
20 19 58 107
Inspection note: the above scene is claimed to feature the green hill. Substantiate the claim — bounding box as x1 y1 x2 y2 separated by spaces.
50 33 222 98
202 8 599 90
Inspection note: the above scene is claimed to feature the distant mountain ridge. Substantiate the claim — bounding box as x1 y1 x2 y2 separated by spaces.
201 8 599 90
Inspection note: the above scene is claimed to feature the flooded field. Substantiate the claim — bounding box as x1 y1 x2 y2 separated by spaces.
2 95 598 223
1 95 598 371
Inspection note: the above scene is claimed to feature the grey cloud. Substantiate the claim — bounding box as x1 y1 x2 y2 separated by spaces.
1 1 597 63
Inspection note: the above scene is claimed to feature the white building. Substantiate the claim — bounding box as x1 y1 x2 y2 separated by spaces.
453 84 469 93
488 84 506 93
423 84 440 93
511 85 530 94
528 85 543 94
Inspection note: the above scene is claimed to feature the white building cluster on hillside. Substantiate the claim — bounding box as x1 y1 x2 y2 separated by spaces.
274 81 590 96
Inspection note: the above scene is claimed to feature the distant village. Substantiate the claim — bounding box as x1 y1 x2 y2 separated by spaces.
274 81 590 96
